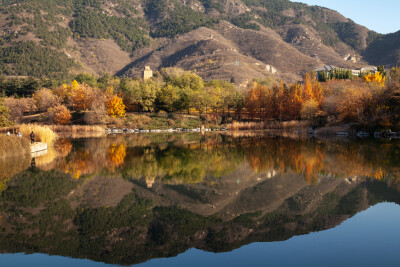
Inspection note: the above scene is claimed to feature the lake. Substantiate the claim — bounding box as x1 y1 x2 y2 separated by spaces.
0 133 399 266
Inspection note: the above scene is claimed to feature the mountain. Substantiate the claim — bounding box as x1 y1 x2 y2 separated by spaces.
0 0 399 84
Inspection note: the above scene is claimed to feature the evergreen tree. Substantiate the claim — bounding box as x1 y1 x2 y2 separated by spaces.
0 93 12 127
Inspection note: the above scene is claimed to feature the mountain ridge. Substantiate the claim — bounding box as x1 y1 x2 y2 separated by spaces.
0 0 399 84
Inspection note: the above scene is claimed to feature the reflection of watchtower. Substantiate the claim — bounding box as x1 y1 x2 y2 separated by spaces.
145 177 155 188
143 66 153 80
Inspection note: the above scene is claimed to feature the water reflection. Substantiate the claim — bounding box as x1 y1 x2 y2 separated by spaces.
0 134 399 265
30 134 400 190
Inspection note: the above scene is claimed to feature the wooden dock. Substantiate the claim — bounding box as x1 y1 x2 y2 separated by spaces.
31 142 47 153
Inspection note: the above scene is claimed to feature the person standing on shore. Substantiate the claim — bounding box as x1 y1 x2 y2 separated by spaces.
30 131 35 144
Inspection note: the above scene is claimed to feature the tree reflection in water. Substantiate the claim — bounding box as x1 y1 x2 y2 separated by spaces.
0 134 399 265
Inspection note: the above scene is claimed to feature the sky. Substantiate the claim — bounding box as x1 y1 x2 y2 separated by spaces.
291 0 400 34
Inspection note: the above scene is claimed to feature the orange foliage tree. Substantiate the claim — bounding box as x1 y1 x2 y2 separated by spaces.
49 105 71 125
245 87 258 119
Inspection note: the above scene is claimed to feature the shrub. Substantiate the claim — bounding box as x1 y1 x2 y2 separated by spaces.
125 114 151 128
48 105 71 125
83 110 107 125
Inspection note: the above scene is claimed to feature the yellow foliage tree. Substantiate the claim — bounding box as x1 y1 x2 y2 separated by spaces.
106 95 126 117
364 72 386 86
58 80 97 111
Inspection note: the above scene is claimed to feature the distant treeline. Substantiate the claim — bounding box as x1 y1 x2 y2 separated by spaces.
1 66 399 130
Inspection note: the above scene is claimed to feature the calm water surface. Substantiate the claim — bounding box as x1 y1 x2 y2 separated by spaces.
0 133 399 266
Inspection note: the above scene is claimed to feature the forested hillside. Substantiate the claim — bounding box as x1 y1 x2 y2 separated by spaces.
0 0 398 83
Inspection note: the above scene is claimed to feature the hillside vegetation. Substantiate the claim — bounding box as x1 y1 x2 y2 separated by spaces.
0 0 399 82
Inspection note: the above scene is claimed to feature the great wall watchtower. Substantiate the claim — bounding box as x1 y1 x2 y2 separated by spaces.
143 66 153 80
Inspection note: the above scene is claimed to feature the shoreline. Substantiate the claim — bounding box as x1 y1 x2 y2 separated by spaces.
2 123 399 141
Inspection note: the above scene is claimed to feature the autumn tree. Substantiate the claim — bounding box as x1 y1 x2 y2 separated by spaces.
252 82 267 119
4 97 37 123
387 67 400 118
206 80 237 115
69 83 96 111
364 72 386 86
312 78 323 105
33 88 60 112
48 105 71 125
303 73 314 101
246 87 258 120
57 80 100 111
272 81 286 121
301 99 319 120
285 83 303 119
106 87 126 117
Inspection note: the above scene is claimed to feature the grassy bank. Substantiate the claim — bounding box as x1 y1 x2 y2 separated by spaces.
226 120 311 131
0 135 31 159
19 124 57 147
47 125 105 133
110 113 207 130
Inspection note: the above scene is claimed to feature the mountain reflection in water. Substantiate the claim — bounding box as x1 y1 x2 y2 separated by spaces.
0 133 399 265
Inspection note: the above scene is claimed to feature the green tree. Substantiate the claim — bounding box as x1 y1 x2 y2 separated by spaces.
0 94 12 127
377 65 387 77
156 84 180 112
171 73 205 114
206 80 237 115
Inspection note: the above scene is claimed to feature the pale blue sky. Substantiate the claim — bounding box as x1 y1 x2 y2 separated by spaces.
291 0 399 34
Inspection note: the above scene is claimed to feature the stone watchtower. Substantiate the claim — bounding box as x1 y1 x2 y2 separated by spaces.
143 66 153 80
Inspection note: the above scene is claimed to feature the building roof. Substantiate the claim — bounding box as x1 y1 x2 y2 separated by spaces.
360 66 378 72
314 65 338 72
